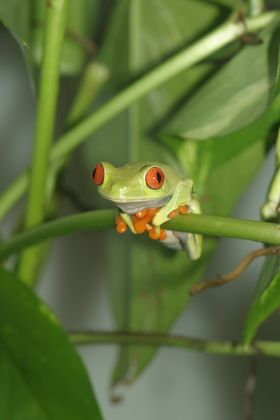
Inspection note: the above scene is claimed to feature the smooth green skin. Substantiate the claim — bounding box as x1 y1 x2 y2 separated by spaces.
95 161 202 259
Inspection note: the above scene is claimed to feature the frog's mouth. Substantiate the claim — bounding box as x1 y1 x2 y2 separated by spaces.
113 196 171 214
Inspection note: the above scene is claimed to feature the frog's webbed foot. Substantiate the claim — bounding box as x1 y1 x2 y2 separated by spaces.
153 180 193 227
167 204 189 219
125 208 166 240
115 209 166 239
147 225 167 240
132 208 167 240
115 213 128 233
173 231 202 260
131 208 156 233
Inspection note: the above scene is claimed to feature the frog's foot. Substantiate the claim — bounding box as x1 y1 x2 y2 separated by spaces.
131 208 166 240
131 208 159 234
147 225 167 240
168 204 189 219
115 214 127 233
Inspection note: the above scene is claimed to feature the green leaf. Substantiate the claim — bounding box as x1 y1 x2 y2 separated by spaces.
163 21 280 139
99 0 223 89
0 0 32 48
210 0 245 7
0 268 103 420
161 94 280 200
243 254 280 345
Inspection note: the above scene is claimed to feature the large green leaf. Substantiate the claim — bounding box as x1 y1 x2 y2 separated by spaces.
161 94 280 196
99 0 225 89
0 268 103 420
210 0 245 7
164 21 280 139
0 0 31 47
243 254 280 345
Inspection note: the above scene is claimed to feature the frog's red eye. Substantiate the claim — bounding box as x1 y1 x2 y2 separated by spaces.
145 167 165 190
92 163 104 186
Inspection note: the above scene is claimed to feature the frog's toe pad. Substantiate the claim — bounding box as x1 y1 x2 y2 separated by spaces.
168 204 189 219
178 205 189 215
148 226 167 240
115 215 127 233
132 208 161 234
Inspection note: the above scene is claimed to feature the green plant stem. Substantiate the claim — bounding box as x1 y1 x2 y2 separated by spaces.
66 62 110 124
18 0 68 284
0 174 29 220
25 0 68 228
169 214 280 244
1 211 280 262
69 330 280 357
249 0 264 17
0 11 278 221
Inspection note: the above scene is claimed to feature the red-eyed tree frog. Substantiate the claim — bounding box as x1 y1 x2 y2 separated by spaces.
92 161 202 260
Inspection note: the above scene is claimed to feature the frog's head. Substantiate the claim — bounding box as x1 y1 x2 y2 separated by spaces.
91 161 181 204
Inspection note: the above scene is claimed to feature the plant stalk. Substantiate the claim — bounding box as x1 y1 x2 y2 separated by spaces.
0 211 280 262
18 0 68 284
69 330 280 357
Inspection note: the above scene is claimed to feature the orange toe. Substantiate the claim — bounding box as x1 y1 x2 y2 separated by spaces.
135 209 148 219
134 219 148 234
149 227 161 240
168 209 179 219
179 205 189 214
115 215 127 234
159 229 167 240
168 205 189 219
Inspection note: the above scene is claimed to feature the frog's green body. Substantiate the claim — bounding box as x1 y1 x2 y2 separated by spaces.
92 161 202 260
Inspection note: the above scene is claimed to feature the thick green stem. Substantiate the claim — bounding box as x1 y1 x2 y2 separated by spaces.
169 214 280 244
69 330 280 357
18 0 68 284
0 11 278 221
25 0 68 228
249 0 264 17
0 211 280 262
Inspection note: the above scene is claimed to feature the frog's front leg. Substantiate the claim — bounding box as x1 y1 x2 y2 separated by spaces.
152 179 194 227
152 179 203 260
